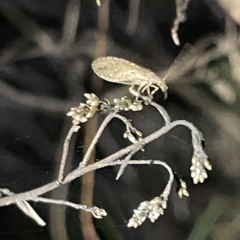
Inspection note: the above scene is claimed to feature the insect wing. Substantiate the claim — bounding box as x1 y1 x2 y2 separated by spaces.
92 56 151 85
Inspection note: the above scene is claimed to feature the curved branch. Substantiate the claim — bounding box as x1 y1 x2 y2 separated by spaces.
80 111 139 167
0 119 204 206
79 112 116 167
149 101 171 125
58 125 80 182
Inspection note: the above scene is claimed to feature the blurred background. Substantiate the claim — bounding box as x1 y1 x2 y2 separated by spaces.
0 0 240 239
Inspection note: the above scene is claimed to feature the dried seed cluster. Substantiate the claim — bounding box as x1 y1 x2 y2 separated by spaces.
113 97 143 111
190 153 212 184
89 206 107 219
128 196 167 228
123 126 142 144
67 93 100 125
67 94 145 125
177 179 189 198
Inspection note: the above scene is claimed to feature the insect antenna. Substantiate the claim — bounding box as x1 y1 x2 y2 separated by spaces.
161 43 198 84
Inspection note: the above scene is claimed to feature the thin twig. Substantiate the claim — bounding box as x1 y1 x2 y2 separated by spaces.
1 160 174 225
66 119 202 182
0 188 45 226
58 124 80 182
149 101 171 125
34 197 106 219
80 112 116 167
0 118 203 207
115 148 140 180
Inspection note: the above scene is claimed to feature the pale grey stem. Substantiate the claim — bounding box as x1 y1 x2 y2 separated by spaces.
159 162 174 200
33 197 106 219
113 160 174 199
0 160 173 225
115 148 139 180
149 101 171 125
114 114 136 130
62 0 80 47
66 119 201 183
176 120 206 156
79 112 116 167
58 125 80 182
191 131 203 153
0 182 59 206
0 119 204 206
0 188 46 226
80 112 135 167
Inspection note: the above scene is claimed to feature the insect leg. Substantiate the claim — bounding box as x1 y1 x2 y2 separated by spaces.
129 84 141 98
150 84 159 96
140 82 158 98
139 82 150 98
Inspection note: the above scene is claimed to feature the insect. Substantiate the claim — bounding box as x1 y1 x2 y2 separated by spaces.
91 56 168 99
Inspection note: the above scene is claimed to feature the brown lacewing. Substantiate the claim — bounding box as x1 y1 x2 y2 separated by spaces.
91 56 168 98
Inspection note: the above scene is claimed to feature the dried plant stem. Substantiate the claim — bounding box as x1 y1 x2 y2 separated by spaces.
66 119 201 182
79 112 131 240
0 188 46 226
81 111 142 170
149 101 171 124
0 118 201 207
34 197 96 213
0 160 172 219
80 112 116 167
116 148 140 180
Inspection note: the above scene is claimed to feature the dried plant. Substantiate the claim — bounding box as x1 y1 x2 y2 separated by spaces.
0 70 212 228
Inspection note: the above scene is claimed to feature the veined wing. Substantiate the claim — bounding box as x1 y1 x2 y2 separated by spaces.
92 56 158 85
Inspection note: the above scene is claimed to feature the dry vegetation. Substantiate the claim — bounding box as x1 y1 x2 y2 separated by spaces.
0 0 240 240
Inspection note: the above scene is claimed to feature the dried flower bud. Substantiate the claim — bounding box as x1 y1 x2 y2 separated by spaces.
67 93 100 125
113 97 143 111
177 179 189 198
128 100 143 111
90 206 107 219
190 153 212 184
123 130 137 143
84 93 100 107
128 196 167 228
113 97 131 111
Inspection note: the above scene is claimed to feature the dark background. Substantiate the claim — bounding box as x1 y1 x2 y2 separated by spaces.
0 0 240 239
